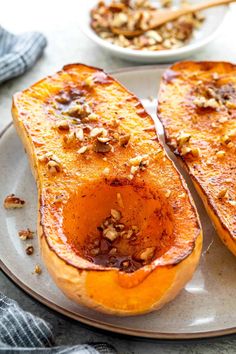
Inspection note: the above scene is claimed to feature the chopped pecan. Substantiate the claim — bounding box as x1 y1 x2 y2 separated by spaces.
4 194 25 209
93 140 112 153
18 229 34 240
25 245 34 255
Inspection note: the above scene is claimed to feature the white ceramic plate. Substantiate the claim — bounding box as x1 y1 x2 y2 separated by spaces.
1 66 236 339
80 0 229 63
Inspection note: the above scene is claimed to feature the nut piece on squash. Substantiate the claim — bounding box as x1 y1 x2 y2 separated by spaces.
158 61 236 257
12 63 202 316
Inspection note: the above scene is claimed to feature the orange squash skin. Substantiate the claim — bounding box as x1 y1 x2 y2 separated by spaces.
12 64 202 315
158 61 236 256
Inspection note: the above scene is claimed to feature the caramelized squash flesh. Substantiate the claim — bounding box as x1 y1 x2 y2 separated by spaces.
12 64 202 315
158 61 236 256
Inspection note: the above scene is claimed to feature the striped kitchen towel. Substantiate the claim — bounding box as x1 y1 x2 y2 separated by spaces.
0 293 116 354
0 26 47 84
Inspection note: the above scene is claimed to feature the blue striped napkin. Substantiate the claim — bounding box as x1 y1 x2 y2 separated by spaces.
0 293 116 353
0 26 47 84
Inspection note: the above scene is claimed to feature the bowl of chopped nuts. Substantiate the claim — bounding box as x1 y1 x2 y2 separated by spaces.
80 0 229 63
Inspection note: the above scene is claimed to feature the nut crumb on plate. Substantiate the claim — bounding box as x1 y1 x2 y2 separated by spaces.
34 265 42 275
18 229 34 240
4 194 25 209
25 245 34 255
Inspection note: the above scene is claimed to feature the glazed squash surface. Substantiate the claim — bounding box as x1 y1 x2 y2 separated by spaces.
12 64 202 315
158 61 236 256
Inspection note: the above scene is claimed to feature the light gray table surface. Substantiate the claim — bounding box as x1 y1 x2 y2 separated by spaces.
1 1 236 353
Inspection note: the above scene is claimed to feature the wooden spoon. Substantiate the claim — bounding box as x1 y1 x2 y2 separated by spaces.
111 0 234 38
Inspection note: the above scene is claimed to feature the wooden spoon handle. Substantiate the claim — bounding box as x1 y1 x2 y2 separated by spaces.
150 0 234 28
189 0 235 12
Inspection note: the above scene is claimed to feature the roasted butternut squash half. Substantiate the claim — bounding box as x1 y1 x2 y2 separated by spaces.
12 64 202 315
158 61 236 256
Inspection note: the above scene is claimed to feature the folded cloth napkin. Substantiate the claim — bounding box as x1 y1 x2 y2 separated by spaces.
0 26 47 84
0 293 116 354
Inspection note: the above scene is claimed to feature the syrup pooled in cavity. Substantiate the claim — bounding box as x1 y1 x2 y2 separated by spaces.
84 208 156 273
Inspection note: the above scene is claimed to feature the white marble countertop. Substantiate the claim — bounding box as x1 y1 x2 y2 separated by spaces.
1 1 236 353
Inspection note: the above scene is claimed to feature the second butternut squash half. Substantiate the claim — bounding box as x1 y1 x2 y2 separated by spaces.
158 61 236 256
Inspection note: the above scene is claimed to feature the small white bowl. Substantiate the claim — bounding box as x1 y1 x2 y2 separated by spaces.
80 0 229 63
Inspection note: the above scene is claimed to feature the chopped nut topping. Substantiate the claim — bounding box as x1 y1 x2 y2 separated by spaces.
128 154 149 177
4 194 25 209
103 227 119 242
218 188 228 199
132 225 139 233
216 150 226 158
177 132 191 147
165 189 171 198
78 145 89 154
63 131 75 144
113 132 119 141
75 128 84 141
121 260 130 269
66 102 92 119
84 76 94 87
227 142 234 149
93 140 112 153
180 146 191 156
110 119 120 128
34 265 42 275
25 245 34 255
136 247 156 262
116 224 125 231
56 120 69 131
85 209 145 272
97 136 111 143
87 113 99 122
193 96 219 109
18 229 34 240
129 155 143 166
38 152 53 163
193 83 236 111
123 229 133 239
119 133 131 147
103 167 110 175
109 247 117 255
98 209 138 245
67 104 83 117
129 154 148 166
130 165 139 175
212 72 219 80
47 160 61 175
191 147 200 158
117 192 124 209
90 127 107 138
111 209 121 221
